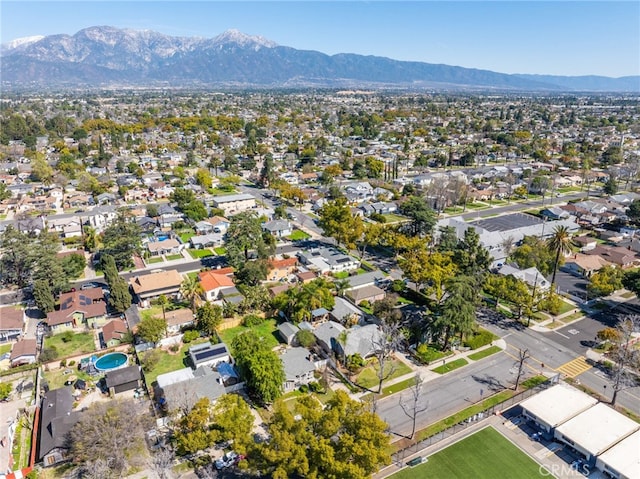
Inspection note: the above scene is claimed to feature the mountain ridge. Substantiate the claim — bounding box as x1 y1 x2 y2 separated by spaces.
1 26 638 92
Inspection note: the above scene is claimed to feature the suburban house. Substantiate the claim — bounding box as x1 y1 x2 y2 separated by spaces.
262 219 293 238
198 268 235 302
334 324 382 359
346 285 386 306
0 305 23 342
105 365 143 396
498 265 550 291
130 270 183 306
189 233 224 249
101 319 129 348
189 342 231 369
313 321 346 356
10 338 37 367
277 322 300 345
38 387 80 467
297 247 359 274
329 297 365 326
585 245 639 269
46 288 107 331
564 253 610 278
280 347 316 392
573 236 598 252
146 238 183 257
211 193 256 216
157 204 183 229
268 257 298 281
165 308 195 335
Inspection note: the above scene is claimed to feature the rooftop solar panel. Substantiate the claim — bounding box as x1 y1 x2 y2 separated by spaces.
193 345 227 362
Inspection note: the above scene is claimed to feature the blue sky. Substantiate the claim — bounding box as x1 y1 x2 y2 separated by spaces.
2 1 638 77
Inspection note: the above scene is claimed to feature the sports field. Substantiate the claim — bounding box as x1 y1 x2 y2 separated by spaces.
390 426 545 479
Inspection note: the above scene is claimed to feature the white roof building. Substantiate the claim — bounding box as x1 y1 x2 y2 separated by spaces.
555 403 640 462
595 429 640 479
520 383 598 433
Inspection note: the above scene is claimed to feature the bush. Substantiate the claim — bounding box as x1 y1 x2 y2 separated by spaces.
463 329 496 350
182 330 200 343
60 359 67 368
308 381 322 393
415 344 446 364
243 314 265 327
60 330 75 343
169 344 180 353
346 353 365 372
141 349 162 372
359 300 371 309
40 347 58 362
391 280 405 293
299 384 309 393
295 329 316 348
68 360 76 366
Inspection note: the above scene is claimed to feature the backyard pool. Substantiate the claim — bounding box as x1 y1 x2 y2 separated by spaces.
94 352 128 372
155 235 169 241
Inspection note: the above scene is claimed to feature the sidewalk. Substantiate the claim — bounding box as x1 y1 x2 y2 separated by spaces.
350 339 508 402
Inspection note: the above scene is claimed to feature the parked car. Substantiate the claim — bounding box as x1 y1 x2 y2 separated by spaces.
215 451 238 470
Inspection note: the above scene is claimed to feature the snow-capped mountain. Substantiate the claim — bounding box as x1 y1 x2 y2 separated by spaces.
1 26 638 92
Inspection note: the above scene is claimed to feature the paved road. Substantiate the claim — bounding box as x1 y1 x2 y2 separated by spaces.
459 191 596 221
377 352 518 438
478 310 640 415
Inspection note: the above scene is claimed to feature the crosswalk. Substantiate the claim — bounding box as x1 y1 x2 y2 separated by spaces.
555 356 591 378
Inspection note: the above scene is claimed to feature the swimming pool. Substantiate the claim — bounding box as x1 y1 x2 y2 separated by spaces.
94 352 128 372
155 235 169 241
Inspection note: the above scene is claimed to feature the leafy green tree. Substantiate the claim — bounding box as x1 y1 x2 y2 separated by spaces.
137 315 167 344
510 236 556 276
588 265 624 298
623 269 640 298
453 228 491 277
195 168 213 189
626 200 640 225
295 329 316 348
0 183 10 201
180 275 203 310
252 391 390 478
182 200 208 222
231 331 285 405
547 225 573 286
236 259 268 286
31 155 54 184
436 225 459 253
211 394 254 453
434 275 479 349
102 210 142 270
0 382 12 401
175 398 214 456
0 226 35 287
108 277 132 313
195 303 223 336
398 195 436 237
225 211 274 268
61 253 86 279
272 278 335 324
83 226 99 252
603 176 618 195
33 279 55 313
399 249 457 304
317 197 364 249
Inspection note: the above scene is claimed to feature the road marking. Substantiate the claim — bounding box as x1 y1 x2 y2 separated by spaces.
553 331 570 339
503 349 543 374
504 344 548 372
555 357 591 378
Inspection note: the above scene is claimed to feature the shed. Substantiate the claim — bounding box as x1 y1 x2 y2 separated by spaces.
105 365 142 396
277 322 300 345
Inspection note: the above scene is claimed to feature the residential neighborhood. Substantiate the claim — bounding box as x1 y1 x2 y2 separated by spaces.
0 90 639 479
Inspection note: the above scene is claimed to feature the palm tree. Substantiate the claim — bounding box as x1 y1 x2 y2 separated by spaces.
547 225 572 286
333 278 350 298
180 275 204 311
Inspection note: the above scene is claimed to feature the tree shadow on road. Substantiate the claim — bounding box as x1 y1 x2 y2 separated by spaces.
471 373 506 392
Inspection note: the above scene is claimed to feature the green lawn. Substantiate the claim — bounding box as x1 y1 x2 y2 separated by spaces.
356 358 412 389
141 305 163 322
444 206 465 214
214 247 227 255
179 232 195 243
144 339 208 388
188 248 214 259
382 213 410 223
287 229 311 241
44 331 96 359
0 343 11 355
467 346 502 361
44 366 98 390
146 256 164 264
391 427 545 479
432 358 468 374
166 253 183 261
521 375 548 390
218 318 280 351
332 271 349 279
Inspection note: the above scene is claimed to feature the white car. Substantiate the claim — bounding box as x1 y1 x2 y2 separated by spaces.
214 451 238 470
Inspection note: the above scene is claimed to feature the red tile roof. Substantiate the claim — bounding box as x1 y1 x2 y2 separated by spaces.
198 268 235 292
